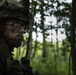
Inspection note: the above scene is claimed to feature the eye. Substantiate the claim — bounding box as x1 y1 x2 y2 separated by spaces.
13 22 21 29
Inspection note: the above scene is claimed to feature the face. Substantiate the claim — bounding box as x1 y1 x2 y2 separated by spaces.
3 19 26 47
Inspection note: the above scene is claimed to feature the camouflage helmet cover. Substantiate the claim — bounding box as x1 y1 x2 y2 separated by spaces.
0 0 29 22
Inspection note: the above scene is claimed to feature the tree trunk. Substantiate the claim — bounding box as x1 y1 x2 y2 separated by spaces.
40 1 47 58
32 25 38 58
71 0 76 75
26 30 32 59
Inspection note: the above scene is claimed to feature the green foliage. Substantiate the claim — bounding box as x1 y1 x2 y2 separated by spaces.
12 0 73 75
30 41 72 75
13 47 26 60
13 38 73 75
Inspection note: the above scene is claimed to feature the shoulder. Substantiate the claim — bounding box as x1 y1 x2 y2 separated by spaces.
0 39 6 66
0 39 11 59
0 39 10 74
0 51 6 74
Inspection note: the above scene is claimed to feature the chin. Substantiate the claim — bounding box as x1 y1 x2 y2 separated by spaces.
15 43 22 47
13 41 22 48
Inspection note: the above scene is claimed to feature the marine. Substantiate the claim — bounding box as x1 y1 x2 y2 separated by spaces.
0 0 35 75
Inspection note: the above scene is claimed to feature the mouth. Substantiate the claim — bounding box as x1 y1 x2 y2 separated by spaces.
16 36 23 41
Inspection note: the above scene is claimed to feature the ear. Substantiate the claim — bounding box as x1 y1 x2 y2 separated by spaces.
0 23 4 31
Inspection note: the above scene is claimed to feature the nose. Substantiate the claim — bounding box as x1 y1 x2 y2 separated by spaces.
19 26 25 33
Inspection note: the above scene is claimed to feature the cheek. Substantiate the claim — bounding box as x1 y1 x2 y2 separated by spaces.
4 30 16 39
4 26 19 41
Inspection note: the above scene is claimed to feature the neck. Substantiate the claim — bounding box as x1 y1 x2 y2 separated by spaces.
1 38 14 54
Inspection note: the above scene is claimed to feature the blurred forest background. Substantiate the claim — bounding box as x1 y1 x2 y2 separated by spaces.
13 0 76 75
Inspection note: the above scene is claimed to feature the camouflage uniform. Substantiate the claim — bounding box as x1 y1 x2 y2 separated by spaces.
0 0 29 75
0 39 23 75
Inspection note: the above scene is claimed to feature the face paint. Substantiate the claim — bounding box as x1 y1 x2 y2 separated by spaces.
4 20 28 32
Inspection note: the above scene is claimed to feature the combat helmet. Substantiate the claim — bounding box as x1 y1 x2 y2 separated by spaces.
0 0 29 25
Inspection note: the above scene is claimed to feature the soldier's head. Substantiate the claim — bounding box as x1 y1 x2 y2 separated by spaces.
0 0 29 48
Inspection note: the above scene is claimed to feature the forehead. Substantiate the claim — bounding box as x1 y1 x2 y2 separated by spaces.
4 19 25 23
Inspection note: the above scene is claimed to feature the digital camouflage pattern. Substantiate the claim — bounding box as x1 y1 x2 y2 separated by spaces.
0 38 27 75
0 0 29 23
